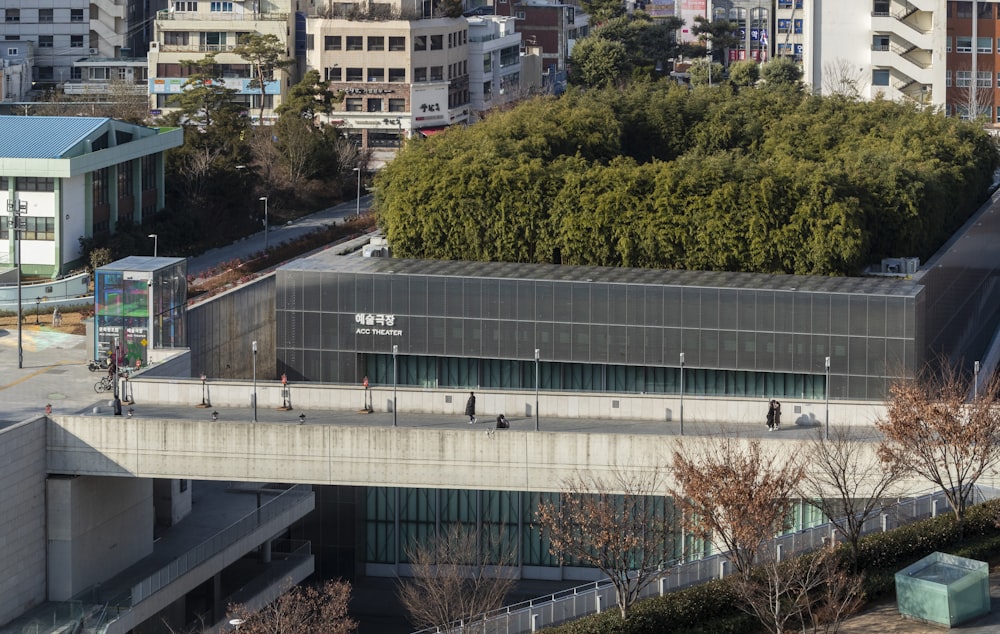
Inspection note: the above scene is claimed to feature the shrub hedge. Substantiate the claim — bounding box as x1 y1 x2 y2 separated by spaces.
543 499 1000 633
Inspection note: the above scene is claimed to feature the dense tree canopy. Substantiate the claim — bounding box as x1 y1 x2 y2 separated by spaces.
375 82 998 275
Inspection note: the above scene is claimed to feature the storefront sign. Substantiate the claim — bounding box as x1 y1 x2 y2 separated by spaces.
355 313 403 336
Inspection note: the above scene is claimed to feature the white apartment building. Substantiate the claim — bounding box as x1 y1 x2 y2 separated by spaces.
147 0 296 123
0 0 165 87
306 7 471 166
467 15 522 119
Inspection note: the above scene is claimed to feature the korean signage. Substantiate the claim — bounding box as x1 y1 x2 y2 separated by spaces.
355 313 403 336
410 83 447 122
148 77 280 95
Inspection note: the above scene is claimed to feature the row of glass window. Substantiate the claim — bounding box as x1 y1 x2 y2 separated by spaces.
0 177 55 192
945 70 1000 87
362 354 830 399
0 217 55 241
3 8 84 22
322 32 467 53
946 36 1000 53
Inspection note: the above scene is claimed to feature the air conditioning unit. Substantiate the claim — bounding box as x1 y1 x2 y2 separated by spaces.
89 48 98 55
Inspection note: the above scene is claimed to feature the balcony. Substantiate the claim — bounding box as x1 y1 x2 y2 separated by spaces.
156 9 289 21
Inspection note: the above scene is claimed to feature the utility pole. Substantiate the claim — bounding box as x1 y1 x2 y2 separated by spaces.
7 198 27 369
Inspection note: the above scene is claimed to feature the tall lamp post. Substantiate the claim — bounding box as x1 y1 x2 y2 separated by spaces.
824 356 831 440
148 233 158 257
974 360 981 401
258 197 269 250
679 352 685 435
534 349 540 431
252 340 258 422
392 344 398 427
7 199 26 369
352 167 361 218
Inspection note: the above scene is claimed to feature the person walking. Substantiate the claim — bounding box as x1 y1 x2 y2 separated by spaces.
465 391 477 424
766 399 776 431
772 399 782 430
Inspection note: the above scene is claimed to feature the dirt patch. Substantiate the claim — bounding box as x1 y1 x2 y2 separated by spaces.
0 311 88 336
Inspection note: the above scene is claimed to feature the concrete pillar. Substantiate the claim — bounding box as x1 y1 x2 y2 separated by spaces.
595 594 602 613
530 613 539 632
260 539 272 563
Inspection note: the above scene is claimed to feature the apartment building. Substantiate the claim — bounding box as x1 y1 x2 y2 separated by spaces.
148 0 296 123
467 15 522 118
305 6 471 165
945 0 1000 122
0 0 165 87
496 0 589 78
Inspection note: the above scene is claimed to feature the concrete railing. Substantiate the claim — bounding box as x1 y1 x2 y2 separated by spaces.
415 487 994 634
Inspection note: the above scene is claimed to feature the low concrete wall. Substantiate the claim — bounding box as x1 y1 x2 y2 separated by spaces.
45 415 935 497
126 375 886 427
0 418 47 627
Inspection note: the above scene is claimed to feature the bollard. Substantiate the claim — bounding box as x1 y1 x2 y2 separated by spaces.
595 594 602 614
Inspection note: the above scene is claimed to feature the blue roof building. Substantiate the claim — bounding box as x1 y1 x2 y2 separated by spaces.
0 116 182 278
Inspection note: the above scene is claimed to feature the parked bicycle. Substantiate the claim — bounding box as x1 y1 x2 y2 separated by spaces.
95 375 114 393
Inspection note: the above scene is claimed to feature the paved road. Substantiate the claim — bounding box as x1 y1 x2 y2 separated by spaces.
186 194 373 279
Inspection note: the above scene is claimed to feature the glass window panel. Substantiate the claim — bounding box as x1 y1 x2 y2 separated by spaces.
536 282 555 321
811 294 830 334
445 319 463 356
829 294 849 335
445 278 463 317
699 330 719 367
304 312 322 349
681 287 700 326
847 375 867 400
867 376 886 400
480 279 499 319
498 321 518 358
793 334 811 372
527 322 546 359
756 331 775 370
571 323 590 361
553 283 572 323
464 319 482 357
738 290 756 330
718 289 738 330
644 286 663 327
372 275 390 313
609 285 627 325
426 280 445 317
645 327 664 366
590 324 609 362
554 324 572 358
719 330 738 367
608 326 628 363
662 287 682 327
757 290 775 332
409 276 427 316
810 335 829 370
849 296 867 336
355 275 375 313
592 284 610 324
774 332 794 370
867 296 886 337
389 276 408 315
774 291 794 332
866 337 886 377
793 293 811 333
626 326 646 364
496 281 515 320
303 272 322 311
303 350 322 381
681 329 700 366
408 316 428 351
848 336 867 375
885 297 905 338
700 288 719 329
571 283 591 323
885 338 905 375
626 286 645 326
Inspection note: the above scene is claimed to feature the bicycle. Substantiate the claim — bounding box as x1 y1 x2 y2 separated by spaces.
95 375 114 393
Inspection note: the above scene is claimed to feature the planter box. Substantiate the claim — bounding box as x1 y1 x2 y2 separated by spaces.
895 552 990 627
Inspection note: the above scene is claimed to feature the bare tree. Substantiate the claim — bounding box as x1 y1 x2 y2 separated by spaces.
668 439 804 580
877 362 1000 528
535 469 673 619
951 68 995 121
797 427 905 569
732 546 864 634
821 58 867 99
398 524 517 632
226 578 356 634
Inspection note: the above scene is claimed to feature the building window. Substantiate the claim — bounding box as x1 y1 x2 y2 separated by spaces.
388 68 405 82
499 45 519 68
71 35 84 48
430 65 443 81
388 98 405 112
164 32 190 46
368 36 385 51
36 67 54 80
39 9 53 22
955 2 973 18
368 68 385 82
871 69 890 86
325 67 342 81
414 67 427 82
174 1 198 10
39 36 54 49
978 71 992 87
346 67 363 81
17 217 55 241
946 70 952 87
414 35 426 51
210 1 233 10
389 36 406 51
430 34 443 50
118 162 133 197
956 36 972 53
978 37 992 53
324 35 341 50
5 9 19 22
980 2 993 18
345 98 363 111
141 155 156 191
6 48 17 56
516 10 525 18
483 52 492 73
996 106 1000 123
93 168 109 205
15 177 55 192
346 36 363 51
956 70 972 87
71 8 84 21
367 98 383 112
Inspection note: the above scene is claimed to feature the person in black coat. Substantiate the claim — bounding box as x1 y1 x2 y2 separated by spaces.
465 391 476 424
766 399 776 431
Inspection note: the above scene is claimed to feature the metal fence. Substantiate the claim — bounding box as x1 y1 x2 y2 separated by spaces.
416 487 999 634
130 485 313 605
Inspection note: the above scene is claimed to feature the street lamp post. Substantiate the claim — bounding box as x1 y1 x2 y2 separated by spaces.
974 360 981 401
352 167 361 218
825 356 831 440
679 352 685 435
148 233 158 257
258 197 269 250
252 340 258 422
392 344 398 427
7 198 26 369
34 297 40 325
534 348 540 432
